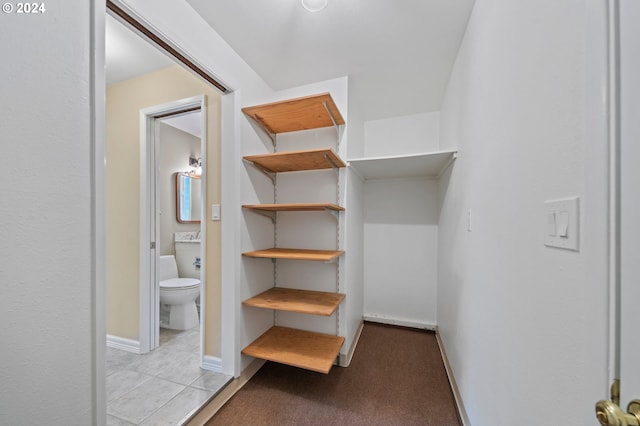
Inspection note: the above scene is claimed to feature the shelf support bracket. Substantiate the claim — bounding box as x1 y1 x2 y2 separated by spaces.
324 154 341 176
251 113 276 146
322 101 341 146
252 209 277 224
244 159 277 184
324 208 340 222
324 255 342 265
436 151 458 179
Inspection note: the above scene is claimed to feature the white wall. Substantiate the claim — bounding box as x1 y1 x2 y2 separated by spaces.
0 1 103 424
437 1 610 424
344 168 365 361
363 112 440 157
363 179 439 328
343 76 365 363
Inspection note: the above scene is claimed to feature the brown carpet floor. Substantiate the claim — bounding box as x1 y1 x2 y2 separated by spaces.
207 322 461 426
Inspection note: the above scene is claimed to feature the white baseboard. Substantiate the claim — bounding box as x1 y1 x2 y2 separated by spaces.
106 335 140 354
435 328 470 426
339 319 364 367
202 355 222 373
363 314 436 331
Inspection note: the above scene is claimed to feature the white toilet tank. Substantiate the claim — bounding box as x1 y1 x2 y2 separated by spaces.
159 255 179 281
174 232 201 279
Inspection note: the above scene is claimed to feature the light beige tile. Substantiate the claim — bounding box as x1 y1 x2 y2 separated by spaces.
189 371 231 392
106 348 143 374
155 353 204 385
107 377 185 424
107 370 153 402
159 327 183 345
139 387 214 426
106 327 207 424
133 348 178 376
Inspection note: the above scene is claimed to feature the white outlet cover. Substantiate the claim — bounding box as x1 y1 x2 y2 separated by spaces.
544 197 579 251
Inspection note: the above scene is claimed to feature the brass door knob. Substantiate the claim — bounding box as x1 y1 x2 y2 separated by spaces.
628 400 640 423
596 400 640 426
596 400 626 426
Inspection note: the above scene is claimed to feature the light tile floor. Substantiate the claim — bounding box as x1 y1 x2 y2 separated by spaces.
106 327 231 425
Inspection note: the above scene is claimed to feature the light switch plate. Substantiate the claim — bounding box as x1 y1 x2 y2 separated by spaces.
544 197 579 251
211 204 221 221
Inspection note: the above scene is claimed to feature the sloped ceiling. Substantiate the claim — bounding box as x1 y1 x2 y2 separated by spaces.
105 14 174 85
187 0 475 121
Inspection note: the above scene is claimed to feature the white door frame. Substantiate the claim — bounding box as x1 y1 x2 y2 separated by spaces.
139 95 207 354
602 0 640 410
606 0 621 391
618 0 640 408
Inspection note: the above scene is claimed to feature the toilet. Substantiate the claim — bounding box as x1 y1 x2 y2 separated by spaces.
159 255 200 330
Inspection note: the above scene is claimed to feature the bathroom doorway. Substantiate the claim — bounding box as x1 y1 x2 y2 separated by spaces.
139 96 207 354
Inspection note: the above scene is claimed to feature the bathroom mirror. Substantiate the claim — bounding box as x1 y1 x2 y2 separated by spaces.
176 172 201 223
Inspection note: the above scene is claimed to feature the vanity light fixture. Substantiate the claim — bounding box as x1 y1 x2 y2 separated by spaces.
189 157 202 176
301 0 328 12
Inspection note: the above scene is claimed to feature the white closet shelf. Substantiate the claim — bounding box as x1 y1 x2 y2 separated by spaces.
348 150 457 181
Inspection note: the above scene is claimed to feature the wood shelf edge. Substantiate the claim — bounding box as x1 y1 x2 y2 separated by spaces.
242 203 345 212
243 148 347 174
241 326 345 374
243 288 345 316
241 93 345 134
242 248 345 262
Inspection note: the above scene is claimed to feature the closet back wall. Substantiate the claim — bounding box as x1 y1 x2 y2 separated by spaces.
363 179 439 327
362 112 440 328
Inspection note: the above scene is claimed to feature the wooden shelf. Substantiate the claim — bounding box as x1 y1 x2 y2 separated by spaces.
243 202 344 212
243 288 345 316
348 150 457 181
242 326 345 374
242 248 344 262
241 93 347 375
244 148 346 173
242 93 345 134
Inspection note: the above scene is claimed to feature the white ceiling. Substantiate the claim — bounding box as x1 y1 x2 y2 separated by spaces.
105 14 174 85
106 1 475 121
161 111 203 139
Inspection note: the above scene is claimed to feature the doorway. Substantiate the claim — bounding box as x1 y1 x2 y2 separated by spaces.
139 97 207 354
